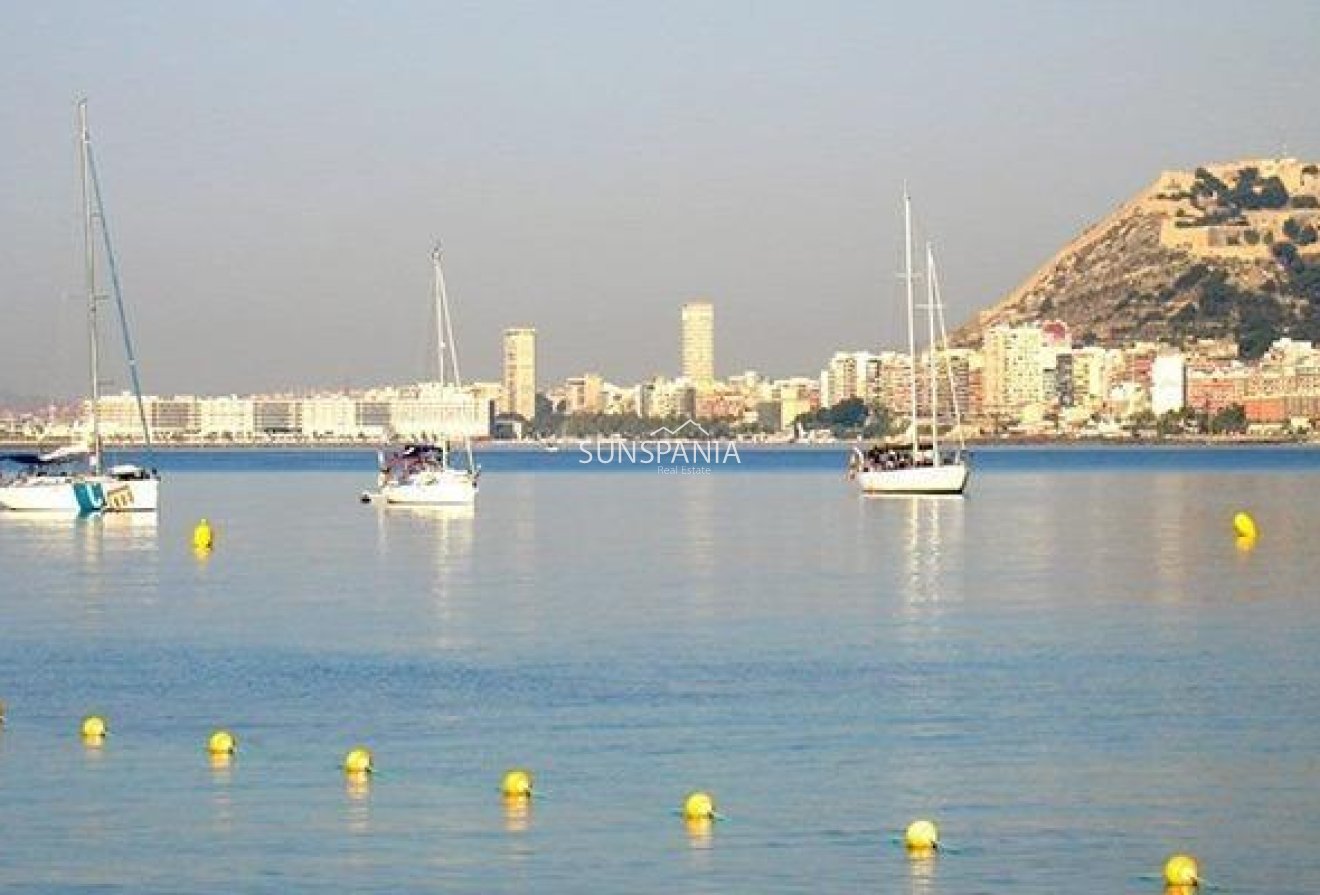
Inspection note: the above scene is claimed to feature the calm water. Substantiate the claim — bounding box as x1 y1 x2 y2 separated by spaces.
2 446 1319 893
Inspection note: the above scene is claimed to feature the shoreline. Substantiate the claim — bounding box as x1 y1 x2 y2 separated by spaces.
2 435 1316 452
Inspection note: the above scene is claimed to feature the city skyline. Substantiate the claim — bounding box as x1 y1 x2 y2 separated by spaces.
3 3 1319 400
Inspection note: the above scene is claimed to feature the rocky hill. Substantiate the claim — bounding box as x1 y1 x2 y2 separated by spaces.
956 158 1320 358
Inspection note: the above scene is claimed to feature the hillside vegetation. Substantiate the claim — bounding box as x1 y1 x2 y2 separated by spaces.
958 158 1320 359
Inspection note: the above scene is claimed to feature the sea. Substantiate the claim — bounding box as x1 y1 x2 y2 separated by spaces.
1 444 1319 893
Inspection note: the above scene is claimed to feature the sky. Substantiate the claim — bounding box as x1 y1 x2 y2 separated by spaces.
2 1 1317 400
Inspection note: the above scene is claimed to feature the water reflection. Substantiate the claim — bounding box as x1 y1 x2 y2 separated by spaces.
502 795 532 833
684 816 714 849
1 510 159 554
344 772 372 834
81 736 107 765
896 497 963 610
373 503 475 564
906 848 937 895
209 755 235 834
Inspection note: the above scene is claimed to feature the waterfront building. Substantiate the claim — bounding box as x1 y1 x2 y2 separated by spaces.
694 387 747 421
821 351 876 407
1070 346 1122 414
1187 365 1248 415
253 398 301 436
564 373 605 414
681 301 715 385
601 381 640 415
1151 352 1187 416
502 327 537 421
388 382 488 439
770 377 820 431
914 348 973 421
876 351 913 417
468 381 506 420
355 398 391 435
93 392 153 439
640 376 696 419
199 396 256 439
151 397 200 437
300 394 359 439
982 324 1045 418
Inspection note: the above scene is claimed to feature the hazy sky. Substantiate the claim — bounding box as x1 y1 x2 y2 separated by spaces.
2 1 1317 399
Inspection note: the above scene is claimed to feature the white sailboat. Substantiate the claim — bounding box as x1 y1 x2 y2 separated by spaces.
367 244 479 506
0 100 159 514
851 191 970 496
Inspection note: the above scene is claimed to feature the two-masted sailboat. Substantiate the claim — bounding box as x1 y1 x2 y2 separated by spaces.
850 191 970 495
0 101 159 513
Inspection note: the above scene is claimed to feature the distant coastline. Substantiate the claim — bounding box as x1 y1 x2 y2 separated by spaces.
3 435 1316 453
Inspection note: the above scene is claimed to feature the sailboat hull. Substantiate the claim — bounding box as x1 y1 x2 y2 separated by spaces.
379 471 477 506
0 476 158 513
856 463 969 495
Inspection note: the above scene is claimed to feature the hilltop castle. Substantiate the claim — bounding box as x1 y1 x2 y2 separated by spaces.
1148 157 1320 260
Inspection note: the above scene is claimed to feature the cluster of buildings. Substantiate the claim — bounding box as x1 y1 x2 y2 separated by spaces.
7 301 1320 443
818 323 1320 435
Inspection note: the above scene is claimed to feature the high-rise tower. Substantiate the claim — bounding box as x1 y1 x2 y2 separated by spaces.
681 301 714 384
502 327 537 420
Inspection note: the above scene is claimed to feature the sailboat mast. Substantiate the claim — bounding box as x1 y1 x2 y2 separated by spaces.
925 242 941 464
432 243 446 390
433 243 476 474
78 99 102 473
931 256 967 456
903 190 918 457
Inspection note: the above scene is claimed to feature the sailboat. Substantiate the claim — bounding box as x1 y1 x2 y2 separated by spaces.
850 191 970 495
0 100 159 514
366 243 479 506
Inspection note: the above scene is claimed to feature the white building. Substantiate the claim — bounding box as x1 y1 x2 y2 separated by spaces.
300 395 359 438
198 396 256 439
386 382 489 440
1151 352 1187 416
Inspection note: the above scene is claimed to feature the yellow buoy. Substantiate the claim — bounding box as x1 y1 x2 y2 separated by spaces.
904 819 939 850
81 714 108 739
1232 511 1257 540
343 746 374 774
501 768 533 798
0 699 6 726
207 729 237 755
1164 854 1199 887
192 518 214 550
683 791 716 821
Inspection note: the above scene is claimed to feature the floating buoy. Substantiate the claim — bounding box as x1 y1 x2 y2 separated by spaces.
192 518 214 550
207 729 237 756
343 746 374 774
1232 511 1257 540
683 791 716 821
81 714 108 740
501 768 533 798
0 699 6 726
1164 854 1199 887
904 819 939 851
